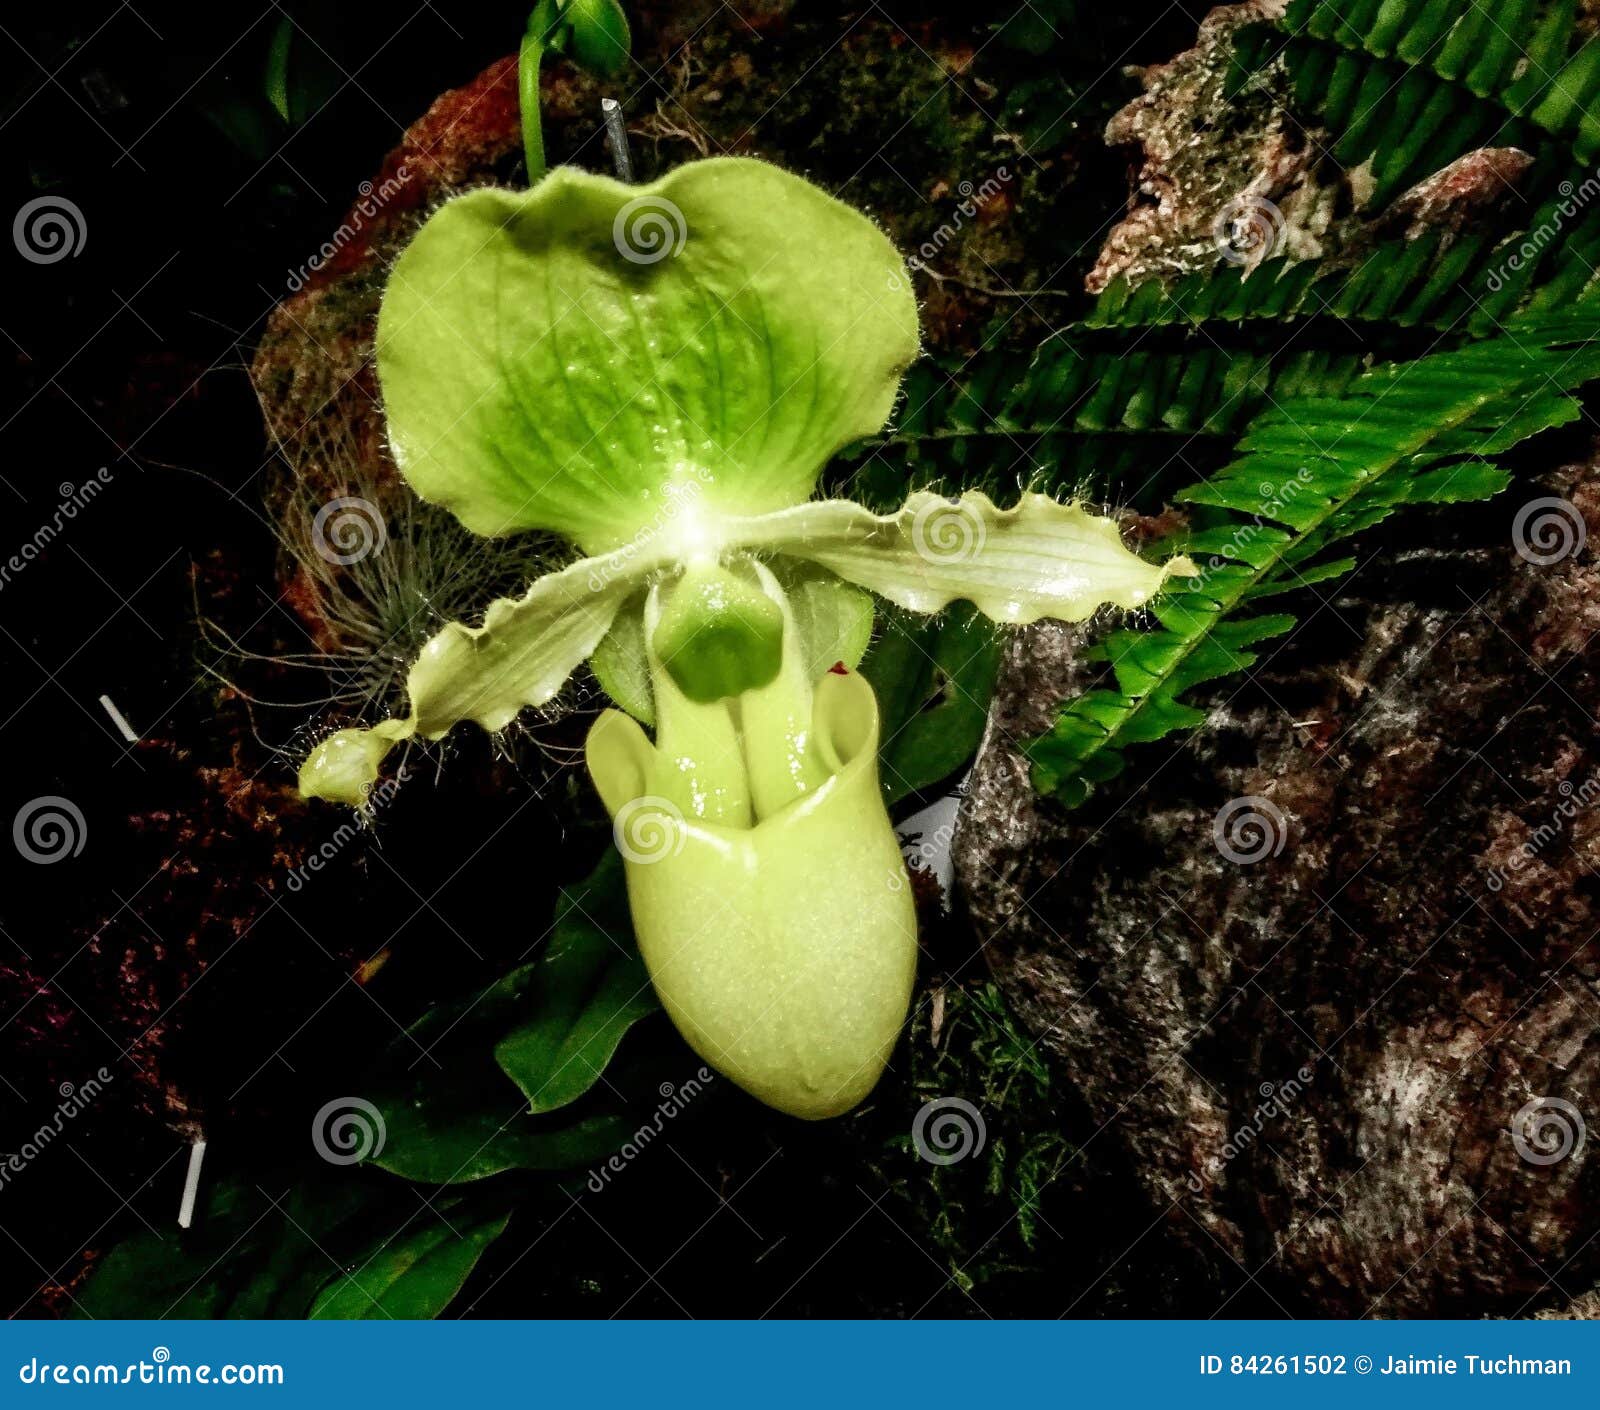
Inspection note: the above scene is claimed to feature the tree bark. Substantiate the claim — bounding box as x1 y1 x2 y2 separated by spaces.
954 463 1600 1316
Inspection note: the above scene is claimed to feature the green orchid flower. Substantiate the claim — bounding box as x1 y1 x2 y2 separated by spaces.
297 156 1192 1118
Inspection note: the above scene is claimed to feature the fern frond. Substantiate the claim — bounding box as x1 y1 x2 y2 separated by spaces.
1089 178 1600 335
1283 0 1600 162
1233 25 1540 210
834 423 1186 512
1026 323 1600 805
839 341 1368 499
891 342 1368 438
834 339 1375 515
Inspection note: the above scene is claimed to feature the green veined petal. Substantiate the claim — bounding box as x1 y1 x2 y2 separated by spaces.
298 545 651 806
377 158 917 553
731 491 1196 625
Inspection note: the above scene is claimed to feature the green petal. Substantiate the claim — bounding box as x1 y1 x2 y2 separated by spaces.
299 718 415 807
409 559 631 736
732 491 1197 624
297 548 647 806
376 158 918 553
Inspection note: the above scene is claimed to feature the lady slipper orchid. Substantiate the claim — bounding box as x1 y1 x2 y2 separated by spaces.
298 156 1193 1118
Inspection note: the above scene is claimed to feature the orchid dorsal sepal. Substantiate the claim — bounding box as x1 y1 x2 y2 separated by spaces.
375 159 918 551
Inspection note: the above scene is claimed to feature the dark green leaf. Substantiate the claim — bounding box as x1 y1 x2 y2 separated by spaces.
863 603 1002 805
263 17 293 122
366 958 637 1185
494 851 658 1114
76 1174 500 1321
308 1206 509 1319
368 852 653 1184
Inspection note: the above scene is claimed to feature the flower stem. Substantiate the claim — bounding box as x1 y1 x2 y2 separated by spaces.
518 29 547 184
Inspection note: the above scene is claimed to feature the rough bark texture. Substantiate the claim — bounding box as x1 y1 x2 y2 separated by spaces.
954 460 1600 1317
1090 0 1319 290
1089 0 1535 290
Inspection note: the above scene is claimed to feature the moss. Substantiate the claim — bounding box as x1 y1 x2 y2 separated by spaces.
860 980 1074 1291
611 10 1095 348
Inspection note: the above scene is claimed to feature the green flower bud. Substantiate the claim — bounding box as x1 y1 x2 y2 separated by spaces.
560 0 630 75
